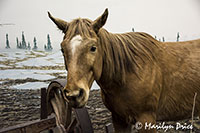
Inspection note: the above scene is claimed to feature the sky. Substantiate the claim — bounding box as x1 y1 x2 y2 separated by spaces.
0 0 200 49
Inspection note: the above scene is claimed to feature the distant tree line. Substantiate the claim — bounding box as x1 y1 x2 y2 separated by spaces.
5 32 53 51
154 33 180 42
132 27 180 42
16 32 30 49
5 30 180 49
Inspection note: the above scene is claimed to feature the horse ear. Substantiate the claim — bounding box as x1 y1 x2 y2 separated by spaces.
92 8 108 34
48 12 68 33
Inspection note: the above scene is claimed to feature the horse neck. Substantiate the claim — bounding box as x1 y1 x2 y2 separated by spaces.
96 29 163 87
97 31 117 82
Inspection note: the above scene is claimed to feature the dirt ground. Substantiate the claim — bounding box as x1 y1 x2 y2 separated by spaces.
0 85 112 133
1 84 200 133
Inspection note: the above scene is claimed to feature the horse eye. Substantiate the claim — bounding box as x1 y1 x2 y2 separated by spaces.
90 46 96 52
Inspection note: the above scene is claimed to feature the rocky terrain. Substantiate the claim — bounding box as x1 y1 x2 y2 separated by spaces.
1 84 200 133
0 86 112 133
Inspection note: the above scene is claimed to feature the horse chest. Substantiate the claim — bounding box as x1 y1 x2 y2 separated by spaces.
101 87 138 123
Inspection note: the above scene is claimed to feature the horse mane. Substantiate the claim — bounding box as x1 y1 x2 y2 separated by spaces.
98 29 161 84
65 18 161 84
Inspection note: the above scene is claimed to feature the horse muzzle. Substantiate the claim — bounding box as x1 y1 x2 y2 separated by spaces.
63 87 87 108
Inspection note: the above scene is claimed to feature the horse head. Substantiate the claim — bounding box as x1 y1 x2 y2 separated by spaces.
48 9 108 108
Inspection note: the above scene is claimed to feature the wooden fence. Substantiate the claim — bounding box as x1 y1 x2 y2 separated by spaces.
0 79 113 133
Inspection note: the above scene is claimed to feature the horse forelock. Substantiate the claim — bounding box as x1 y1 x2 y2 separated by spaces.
64 18 96 40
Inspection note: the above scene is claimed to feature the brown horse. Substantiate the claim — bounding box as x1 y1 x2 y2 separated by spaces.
48 9 200 133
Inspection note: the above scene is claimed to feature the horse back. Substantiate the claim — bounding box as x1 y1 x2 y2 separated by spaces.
157 38 200 121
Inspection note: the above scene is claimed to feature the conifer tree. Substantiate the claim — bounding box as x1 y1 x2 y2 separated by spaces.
132 28 135 32
45 34 53 51
19 42 22 48
47 34 52 50
33 37 38 50
177 32 180 42
44 44 47 50
162 37 165 42
21 31 27 49
27 42 31 50
16 37 19 48
5 34 10 49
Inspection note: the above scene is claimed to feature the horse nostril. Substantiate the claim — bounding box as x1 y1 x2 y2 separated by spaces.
63 89 68 94
64 88 84 102
67 95 76 101
63 89 74 100
78 88 84 98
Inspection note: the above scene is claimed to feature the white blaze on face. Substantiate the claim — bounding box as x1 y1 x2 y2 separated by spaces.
70 35 82 56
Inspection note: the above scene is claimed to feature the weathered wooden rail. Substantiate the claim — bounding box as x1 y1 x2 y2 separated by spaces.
0 79 113 133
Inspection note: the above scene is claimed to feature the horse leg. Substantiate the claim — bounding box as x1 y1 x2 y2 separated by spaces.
112 113 132 133
136 112 156 133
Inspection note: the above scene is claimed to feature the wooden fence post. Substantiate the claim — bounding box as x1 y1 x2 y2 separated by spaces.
41 88 54 133
41 88 48 119
105 123 114 133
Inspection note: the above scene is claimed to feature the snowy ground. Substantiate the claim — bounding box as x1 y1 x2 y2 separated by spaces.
0 48 99 90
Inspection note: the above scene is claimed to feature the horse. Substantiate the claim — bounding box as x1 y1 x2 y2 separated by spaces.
48 9 200 133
